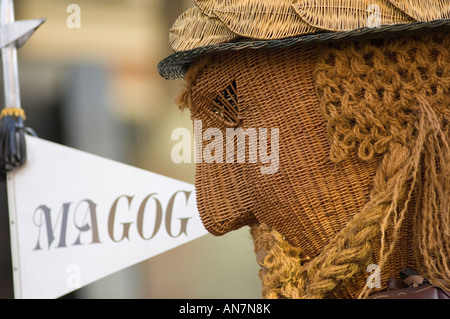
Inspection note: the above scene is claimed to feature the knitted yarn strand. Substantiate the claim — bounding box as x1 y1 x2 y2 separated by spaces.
415 97 450 290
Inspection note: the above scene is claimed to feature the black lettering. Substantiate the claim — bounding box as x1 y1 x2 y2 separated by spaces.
72 199 102 245
136 193 162 240
108 195 134 242
165 190 191 238
33 203 70 250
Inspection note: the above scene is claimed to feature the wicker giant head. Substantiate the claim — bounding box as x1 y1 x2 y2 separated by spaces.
159 0 450 299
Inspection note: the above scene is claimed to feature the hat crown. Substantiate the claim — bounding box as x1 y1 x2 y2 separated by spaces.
170 0 450 52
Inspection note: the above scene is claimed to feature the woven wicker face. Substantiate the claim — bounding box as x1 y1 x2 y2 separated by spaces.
188 45 380 258
183 32 450 298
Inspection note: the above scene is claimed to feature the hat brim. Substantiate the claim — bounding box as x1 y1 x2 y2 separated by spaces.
158 19 450 80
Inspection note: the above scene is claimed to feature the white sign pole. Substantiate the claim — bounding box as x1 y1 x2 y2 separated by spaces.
6 170 22 298
1 0 45 298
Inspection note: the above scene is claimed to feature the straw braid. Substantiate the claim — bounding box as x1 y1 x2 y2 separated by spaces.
252 140 418 298
413 99 450 292
307 141 416 298
250 223 311 299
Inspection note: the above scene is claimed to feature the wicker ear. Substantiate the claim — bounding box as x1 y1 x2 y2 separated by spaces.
388 0 450 21
212 0 318 39
292 0 414 31
169 7 238 52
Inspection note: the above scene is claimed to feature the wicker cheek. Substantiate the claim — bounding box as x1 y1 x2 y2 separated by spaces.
189 46 379 258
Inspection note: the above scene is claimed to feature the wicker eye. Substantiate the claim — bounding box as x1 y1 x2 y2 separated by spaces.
211 80 239 126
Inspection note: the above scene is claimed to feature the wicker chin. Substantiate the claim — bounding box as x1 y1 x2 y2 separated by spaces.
177 32 450 298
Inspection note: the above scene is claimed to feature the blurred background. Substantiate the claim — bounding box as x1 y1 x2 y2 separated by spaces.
0 0 261 299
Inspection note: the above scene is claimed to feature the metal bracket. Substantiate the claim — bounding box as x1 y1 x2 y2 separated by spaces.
0 0 45 178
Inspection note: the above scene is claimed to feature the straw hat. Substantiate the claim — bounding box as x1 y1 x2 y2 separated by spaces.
158 0 450 299
158 0 450 79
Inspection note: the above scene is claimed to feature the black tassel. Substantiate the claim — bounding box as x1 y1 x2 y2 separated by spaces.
0 114 36 180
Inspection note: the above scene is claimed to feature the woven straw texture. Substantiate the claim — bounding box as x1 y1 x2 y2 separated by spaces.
389 0 450 21
170 7 239 52
169 0 448 53
292 0 413 31
177 31 450 298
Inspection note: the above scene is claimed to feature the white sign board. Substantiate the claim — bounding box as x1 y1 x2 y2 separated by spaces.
6 136 208 299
